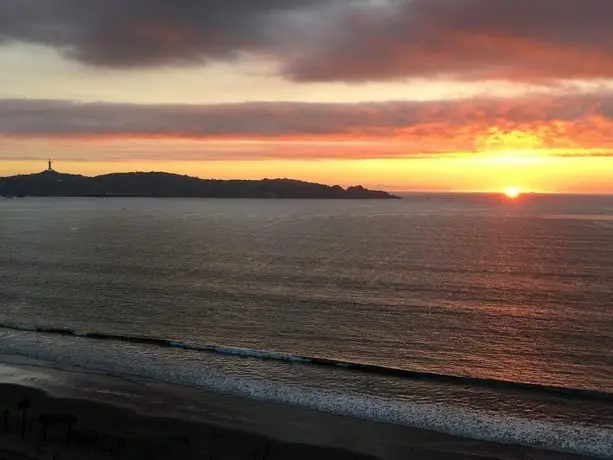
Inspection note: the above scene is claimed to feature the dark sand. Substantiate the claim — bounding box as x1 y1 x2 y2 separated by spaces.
0 355 596 460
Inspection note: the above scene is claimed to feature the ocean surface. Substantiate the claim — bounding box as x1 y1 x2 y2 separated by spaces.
1 194 612 457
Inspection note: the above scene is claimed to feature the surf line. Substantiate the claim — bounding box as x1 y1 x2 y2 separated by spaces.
2 322 612 403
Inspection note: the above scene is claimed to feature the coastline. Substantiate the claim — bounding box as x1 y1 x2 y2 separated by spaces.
0 171 401 200
0 355 595 460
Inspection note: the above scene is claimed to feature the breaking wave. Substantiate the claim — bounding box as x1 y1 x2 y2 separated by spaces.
0 322 612 458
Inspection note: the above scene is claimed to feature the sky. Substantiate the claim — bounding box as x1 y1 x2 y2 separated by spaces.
1 0 612 193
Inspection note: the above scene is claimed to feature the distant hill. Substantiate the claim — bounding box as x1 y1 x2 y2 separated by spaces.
0 170 400 199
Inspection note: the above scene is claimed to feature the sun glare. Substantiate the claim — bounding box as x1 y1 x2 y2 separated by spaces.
504 187 521 199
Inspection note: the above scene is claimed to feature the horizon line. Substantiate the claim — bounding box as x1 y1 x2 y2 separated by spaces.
2 167 611 197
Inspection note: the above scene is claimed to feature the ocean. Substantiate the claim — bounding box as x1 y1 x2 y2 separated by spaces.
1 194 612 457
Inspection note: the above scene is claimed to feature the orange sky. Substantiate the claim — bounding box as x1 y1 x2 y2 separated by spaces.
1 0 613 193
2 148 611 194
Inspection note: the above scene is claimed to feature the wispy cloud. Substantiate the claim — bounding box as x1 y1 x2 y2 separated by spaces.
2 94 613 160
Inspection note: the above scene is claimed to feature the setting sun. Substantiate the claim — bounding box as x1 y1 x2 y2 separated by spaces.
504 187 521 199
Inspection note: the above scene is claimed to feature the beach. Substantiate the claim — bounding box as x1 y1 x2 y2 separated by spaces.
0 355 595 460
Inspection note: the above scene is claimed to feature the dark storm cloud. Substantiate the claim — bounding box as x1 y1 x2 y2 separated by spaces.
0 0 332 66
3 0 613 83
282 0 613 82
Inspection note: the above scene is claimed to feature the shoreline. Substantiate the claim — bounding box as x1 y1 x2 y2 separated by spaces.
0 171 401 200
0 195 400 200
1 322 610 403
0 355 596 460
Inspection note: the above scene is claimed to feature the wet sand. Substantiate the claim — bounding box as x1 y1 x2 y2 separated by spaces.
0 355 596 460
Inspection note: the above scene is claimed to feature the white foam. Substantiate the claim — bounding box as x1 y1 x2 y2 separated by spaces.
0 336 612 458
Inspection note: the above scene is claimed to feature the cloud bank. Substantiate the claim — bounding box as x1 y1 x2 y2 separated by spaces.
2 95 613 159
1 0 613 83
282 0 613 83
0 0 332 67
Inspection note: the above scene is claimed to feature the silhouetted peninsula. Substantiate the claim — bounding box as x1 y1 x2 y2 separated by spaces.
0 169 400 199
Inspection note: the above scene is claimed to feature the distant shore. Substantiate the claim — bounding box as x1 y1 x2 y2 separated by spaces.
0 355 594 460
0 170 401 200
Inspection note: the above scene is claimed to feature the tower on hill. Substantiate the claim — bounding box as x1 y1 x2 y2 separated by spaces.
47 159 53 171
